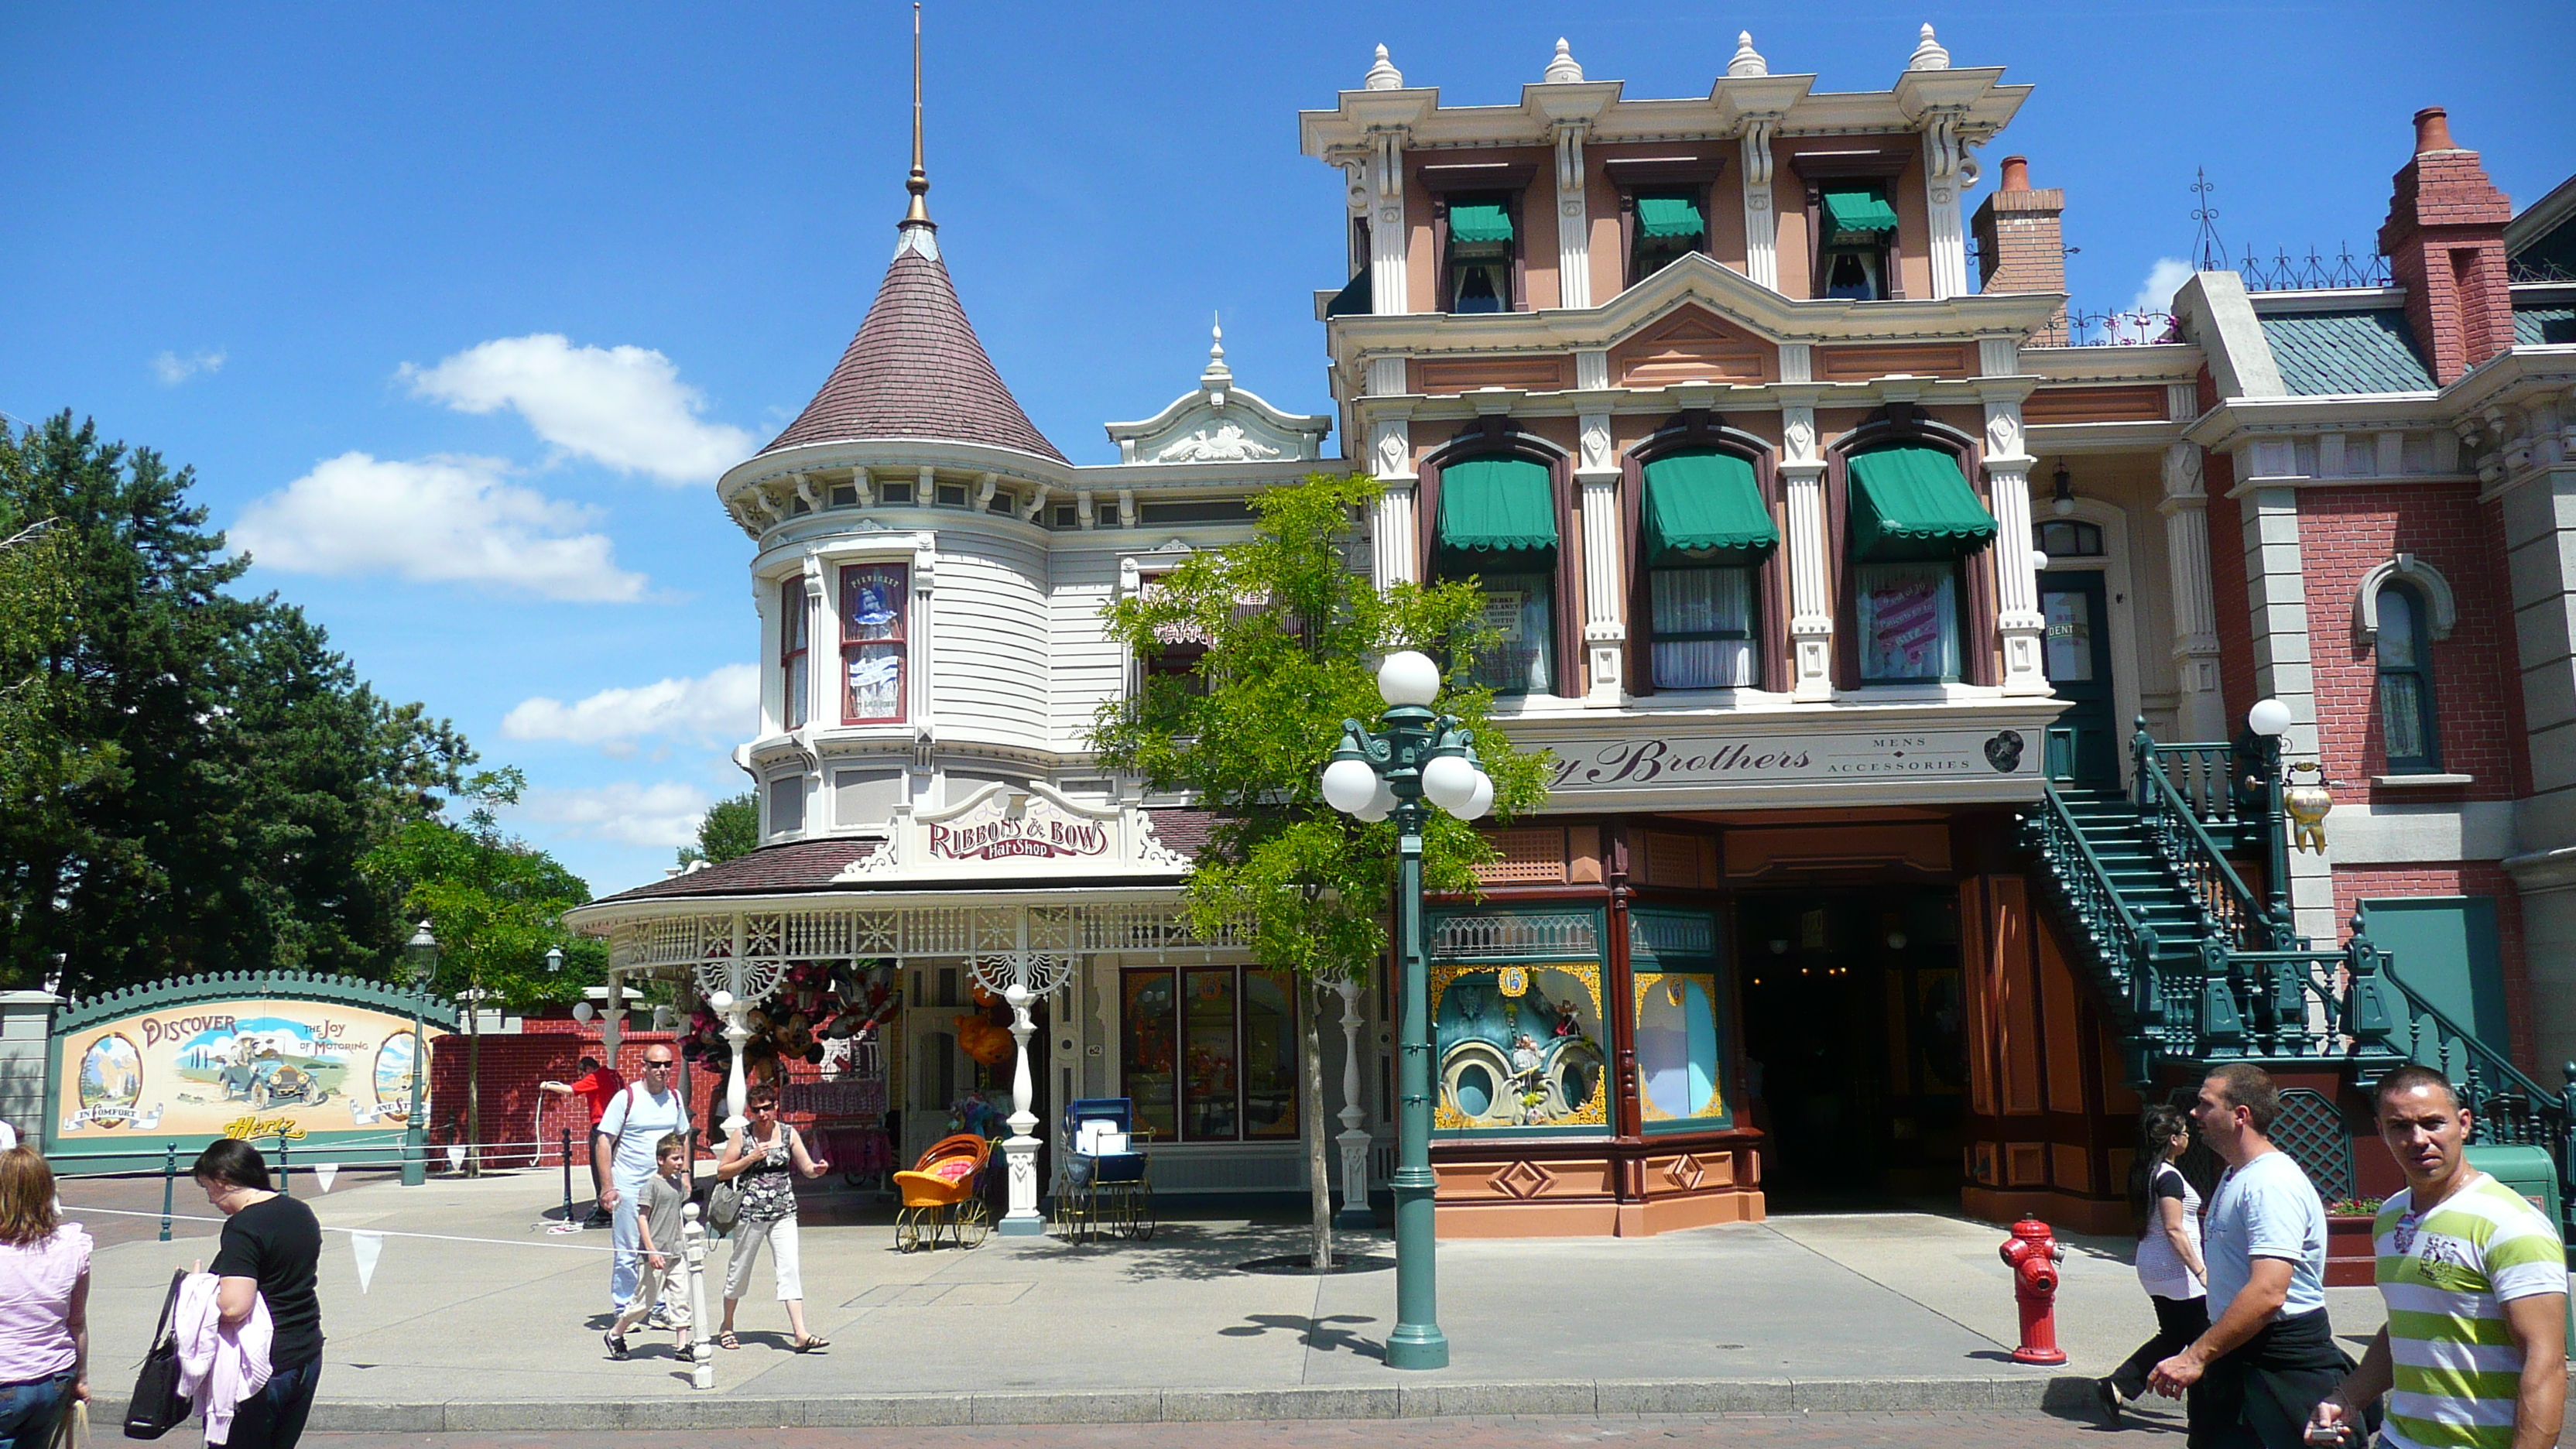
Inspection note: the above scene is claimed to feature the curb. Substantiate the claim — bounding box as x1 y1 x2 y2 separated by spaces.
95 1377 2104 1432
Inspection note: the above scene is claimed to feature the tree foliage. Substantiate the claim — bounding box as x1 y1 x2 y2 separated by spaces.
678 791 758 867
363 768 603 1011
0 414 477 992
1088 471 1550 976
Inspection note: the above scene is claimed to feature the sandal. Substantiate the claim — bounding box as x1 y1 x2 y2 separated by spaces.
793 1335 831 1353
718 1331 741 1351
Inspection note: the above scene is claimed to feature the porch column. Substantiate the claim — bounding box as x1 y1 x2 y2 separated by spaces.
1780 393 1832 701
2161 441 2226 740
1982 398 2047 694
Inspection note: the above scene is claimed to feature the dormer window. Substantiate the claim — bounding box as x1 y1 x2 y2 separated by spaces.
1817 189 1898 301
1628 190 1708 285
1444 198 1516 314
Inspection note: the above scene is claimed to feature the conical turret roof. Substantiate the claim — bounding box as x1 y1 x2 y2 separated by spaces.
760 224 1067 464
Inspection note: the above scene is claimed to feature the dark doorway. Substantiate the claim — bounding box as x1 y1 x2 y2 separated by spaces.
1735 888 1968 1209
2039 569 2119 784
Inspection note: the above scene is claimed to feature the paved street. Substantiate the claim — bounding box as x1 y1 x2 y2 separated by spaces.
296 1412 2180 1448
60 1166 2410 1431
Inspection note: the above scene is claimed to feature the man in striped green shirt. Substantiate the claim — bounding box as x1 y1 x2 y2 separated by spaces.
2313 1064 2566 1449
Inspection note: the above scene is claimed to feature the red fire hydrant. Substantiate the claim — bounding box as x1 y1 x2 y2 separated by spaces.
1999 1216 2068 1365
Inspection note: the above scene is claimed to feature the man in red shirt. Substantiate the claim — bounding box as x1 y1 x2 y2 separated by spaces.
541 1056 625 1225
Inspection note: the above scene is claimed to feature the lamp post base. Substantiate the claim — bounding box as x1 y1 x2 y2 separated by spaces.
1386 1325 1451 1371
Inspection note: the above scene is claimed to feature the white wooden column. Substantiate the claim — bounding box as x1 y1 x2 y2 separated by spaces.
1780 389 1832 701
1578 406 1624 706
1365 356 1415 588
1553 122 1591 309
1739 116 1780 292
1368 128 1410 315
1920 108 1970 300
2160 440 2225 739
1983 400 2046 694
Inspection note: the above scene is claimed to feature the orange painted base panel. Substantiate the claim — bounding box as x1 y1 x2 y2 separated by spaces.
1435 1187 1766 1239
1961 1184 2133 1237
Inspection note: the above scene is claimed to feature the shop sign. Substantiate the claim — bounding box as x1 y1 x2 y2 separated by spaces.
1546 726 2035 792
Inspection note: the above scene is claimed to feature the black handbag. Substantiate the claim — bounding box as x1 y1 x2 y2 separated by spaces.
121 1269 192 1440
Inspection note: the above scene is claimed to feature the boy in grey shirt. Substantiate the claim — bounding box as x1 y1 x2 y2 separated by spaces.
604 1134 694 1359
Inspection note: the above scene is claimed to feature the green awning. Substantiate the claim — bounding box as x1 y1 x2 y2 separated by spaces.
1643 450 1775 565
1848 447 1996 562
1821 190 1899 245
1448 201 1513 245
1436 457 1556 563
1636 194 1706 242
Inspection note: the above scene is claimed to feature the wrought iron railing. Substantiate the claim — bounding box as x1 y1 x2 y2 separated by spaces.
2025 786 2160 1021
2132 729 2283 954
2232 244 2392 292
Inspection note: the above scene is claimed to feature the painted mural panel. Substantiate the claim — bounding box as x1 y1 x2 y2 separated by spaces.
1430 962 1606 1132
54 998 434 1154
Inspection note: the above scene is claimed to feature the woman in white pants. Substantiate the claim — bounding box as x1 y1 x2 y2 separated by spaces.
715 1084 831 1351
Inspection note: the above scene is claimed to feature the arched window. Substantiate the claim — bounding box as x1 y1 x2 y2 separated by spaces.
2376 583 2439 772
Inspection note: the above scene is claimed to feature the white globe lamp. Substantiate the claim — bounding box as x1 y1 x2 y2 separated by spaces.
1376 650 1441 708
1459 770 1495 820
1421 753 1480 815
1321 756 1381 815
2247 698 2293 738
1353 777 1396 822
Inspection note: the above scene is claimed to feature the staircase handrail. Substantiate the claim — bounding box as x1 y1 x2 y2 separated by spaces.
2132 724 2286 951
2030 784 2163 1019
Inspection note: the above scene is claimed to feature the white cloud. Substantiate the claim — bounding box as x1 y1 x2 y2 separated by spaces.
401 334 754 485
518 780 715 849
2133 258 2195 315
502 663 758 746
151 349 225 385
231 451 648 602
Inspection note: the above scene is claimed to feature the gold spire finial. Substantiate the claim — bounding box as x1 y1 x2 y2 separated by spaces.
904 2 931 224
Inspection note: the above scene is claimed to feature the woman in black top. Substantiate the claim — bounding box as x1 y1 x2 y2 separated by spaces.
194 1140 322 1449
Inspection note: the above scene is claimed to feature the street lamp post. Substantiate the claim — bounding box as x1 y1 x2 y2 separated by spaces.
1320 649 1494 1372
401 920 439 1187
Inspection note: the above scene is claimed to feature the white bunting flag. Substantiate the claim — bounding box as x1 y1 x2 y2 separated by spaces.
445 1145 466 1173
313 1163 339 1194
351 1231 384 1294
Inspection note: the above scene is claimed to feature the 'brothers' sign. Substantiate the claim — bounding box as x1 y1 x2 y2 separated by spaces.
1548 728 2034 791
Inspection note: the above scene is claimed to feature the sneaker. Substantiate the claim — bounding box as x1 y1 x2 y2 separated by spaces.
604 1331 629 1362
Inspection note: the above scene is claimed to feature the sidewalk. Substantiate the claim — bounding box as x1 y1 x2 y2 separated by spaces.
67 1171 2390 1431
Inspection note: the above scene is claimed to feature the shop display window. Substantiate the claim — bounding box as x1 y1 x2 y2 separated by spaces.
1118 965 1297 1143
1629 909 1732 1130
1426 909 1607 1136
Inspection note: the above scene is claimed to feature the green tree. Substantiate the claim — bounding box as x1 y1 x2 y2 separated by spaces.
0 414 472 992
677 791 758 866
1087 471 1550 1271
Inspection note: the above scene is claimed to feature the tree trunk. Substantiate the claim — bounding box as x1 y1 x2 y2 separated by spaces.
1303 987 1333 1273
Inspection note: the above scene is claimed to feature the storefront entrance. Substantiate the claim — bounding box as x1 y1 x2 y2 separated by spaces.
1736 888 1968 1209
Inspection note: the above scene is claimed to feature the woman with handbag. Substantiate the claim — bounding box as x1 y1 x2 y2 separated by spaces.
713 1084 830 1352
0 1148 86 1447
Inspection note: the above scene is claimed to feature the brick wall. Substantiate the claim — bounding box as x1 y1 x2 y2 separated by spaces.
2296 482 2526 803
2331 864 2534 1077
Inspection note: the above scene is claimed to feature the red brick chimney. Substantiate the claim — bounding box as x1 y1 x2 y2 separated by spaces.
1972 155 2067 344
2378 106 2514 385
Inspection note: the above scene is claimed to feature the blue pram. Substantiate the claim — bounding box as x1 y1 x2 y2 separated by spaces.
1053 1098 1155 1242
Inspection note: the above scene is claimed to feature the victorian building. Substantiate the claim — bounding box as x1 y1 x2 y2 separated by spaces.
570 28 2576 1238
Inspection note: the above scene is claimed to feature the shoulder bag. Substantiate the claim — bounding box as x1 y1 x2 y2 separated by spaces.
121 1269 192 1440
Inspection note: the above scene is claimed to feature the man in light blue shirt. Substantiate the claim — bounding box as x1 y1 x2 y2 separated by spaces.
594 1050 689 1316
2147 1064 2345 1447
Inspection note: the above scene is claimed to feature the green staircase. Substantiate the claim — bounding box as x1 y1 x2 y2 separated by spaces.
2022 720 2576 1238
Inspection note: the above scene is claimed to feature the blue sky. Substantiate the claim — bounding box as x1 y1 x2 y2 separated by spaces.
7 2 2571 898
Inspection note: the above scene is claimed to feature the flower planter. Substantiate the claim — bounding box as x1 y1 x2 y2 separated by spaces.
2324 1212 2378 1287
